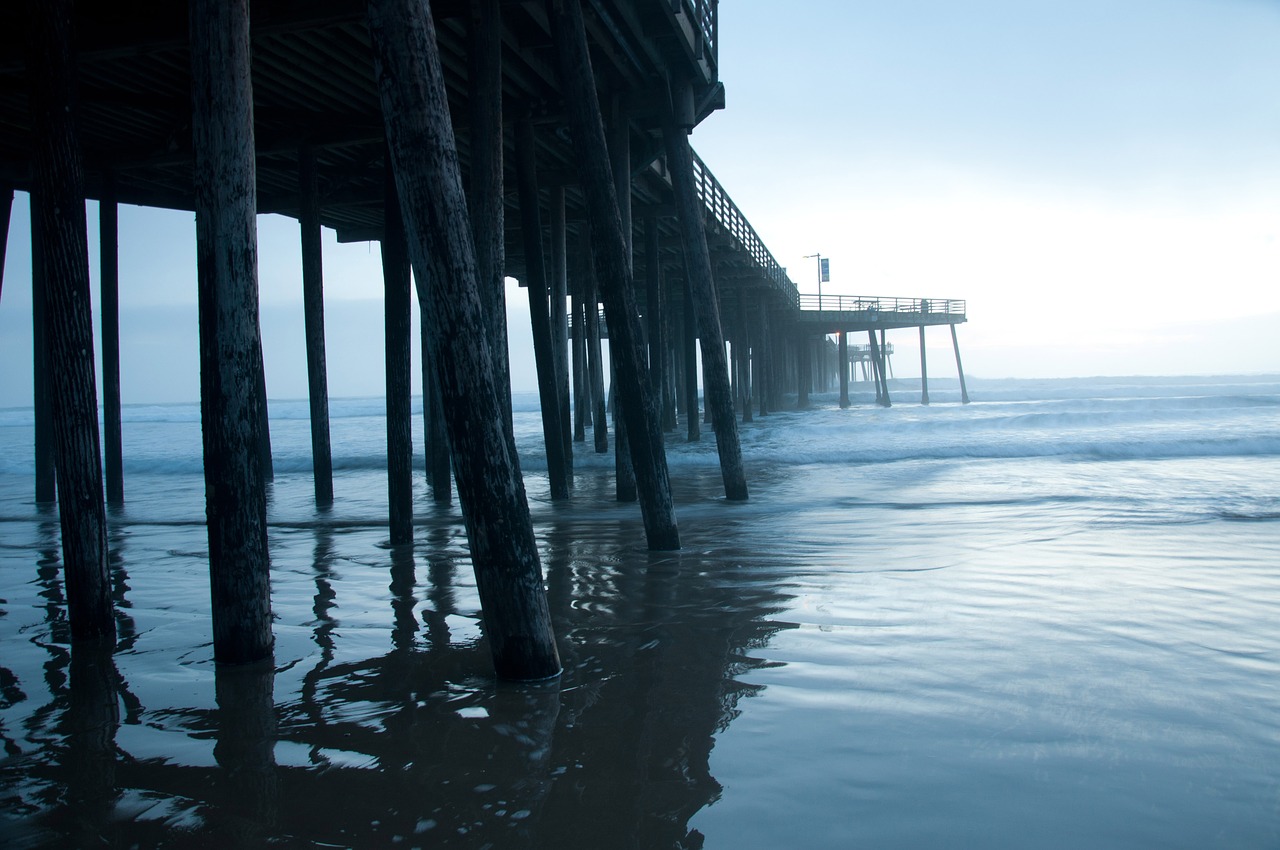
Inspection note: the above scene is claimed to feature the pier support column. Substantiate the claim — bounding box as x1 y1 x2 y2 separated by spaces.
571 259 588 442
740 304 753 423
868 329 891 407
30 193 56 503
609 108 637 503
951 323 970 404
838 331 849 408
0 184 11 303
757 300 770 416
382 167 414 544
298 146 333 506
919 325 930 405
99 181 124 507
468 0 515 451
683 281 700 440
190 0 271 663
797 332 810 409
514 116 569 499
585 252 608 453
644 217 668 429
550 186 572 474
548 0 679 549
368 0 560 679
28 0 113 644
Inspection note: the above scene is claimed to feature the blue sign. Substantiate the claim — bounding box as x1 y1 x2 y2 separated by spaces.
820 257 830 283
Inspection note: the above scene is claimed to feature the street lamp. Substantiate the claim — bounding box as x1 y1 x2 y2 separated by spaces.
802 253 829 310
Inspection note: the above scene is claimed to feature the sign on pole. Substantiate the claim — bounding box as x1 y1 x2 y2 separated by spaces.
819 257 830 283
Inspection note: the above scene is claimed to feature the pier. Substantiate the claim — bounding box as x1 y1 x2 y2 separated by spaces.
0 0 967 676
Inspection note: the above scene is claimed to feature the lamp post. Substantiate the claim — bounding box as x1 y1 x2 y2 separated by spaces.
802 252 828 310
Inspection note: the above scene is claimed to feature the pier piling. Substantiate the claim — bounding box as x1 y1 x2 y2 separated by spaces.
665 105 747 500
381 167 414 545
190 0 272 663
951 323 971 404
514 116 569 500
368 0 560 678
298 146 333 507
919 325 930 405
547 0 679 549
28 0 113 644
99 181 123 507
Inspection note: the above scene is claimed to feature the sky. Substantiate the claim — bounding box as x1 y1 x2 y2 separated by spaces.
1 0 1278 408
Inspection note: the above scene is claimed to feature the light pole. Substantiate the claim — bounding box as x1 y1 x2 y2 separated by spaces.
803 252 825 310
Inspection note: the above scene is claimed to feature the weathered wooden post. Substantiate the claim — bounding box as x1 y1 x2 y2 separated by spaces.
797 332 810 408
30 192 56 504
919 325 930 405
190 0 272 663
99 180 124 507
683 281 700 440
27 0 114 644
467 0 515 450
367 0 560 678
298 146 334 506
951 323 970 404
644 218 668 428
550 186 573 472
571 263 588 442
838 330 850 408
757 299 770 416
420 347 452 504
253 351 272 483
382 165 414 544
584 251 609 453
0 184 11 303
868 329 891 407
739 303 754 423
514 116 569 499
608 108 637 502
547 0 680 549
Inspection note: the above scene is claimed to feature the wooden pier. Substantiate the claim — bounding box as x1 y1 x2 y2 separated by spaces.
0 0 969 677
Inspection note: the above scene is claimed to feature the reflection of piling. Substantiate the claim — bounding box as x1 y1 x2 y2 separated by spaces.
64 646 120 847
213 661 278 842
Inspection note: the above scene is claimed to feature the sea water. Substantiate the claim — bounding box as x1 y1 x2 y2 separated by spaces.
1 375 1278 847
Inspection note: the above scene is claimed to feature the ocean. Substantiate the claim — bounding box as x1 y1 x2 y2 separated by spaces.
1 374 1278 848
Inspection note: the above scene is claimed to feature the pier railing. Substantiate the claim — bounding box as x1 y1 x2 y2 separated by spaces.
799 294 966 317
667 0 718 71
691 150 799 307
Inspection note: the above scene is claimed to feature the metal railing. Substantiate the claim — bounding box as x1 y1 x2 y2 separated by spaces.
798 294 966 316
690 149 799 307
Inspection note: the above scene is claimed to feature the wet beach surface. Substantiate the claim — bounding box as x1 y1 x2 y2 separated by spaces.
3 378 1280 847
